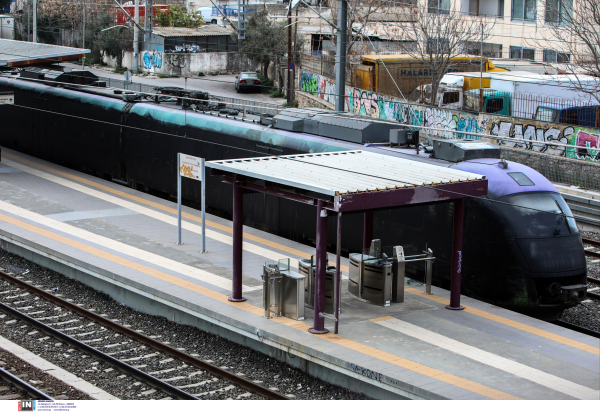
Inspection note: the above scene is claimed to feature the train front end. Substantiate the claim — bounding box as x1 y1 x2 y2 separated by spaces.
453 159 588 320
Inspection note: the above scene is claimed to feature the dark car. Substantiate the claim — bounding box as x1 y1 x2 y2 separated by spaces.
235 72 261 93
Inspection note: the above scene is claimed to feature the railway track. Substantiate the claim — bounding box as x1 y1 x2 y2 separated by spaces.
0 366 53 400
0 269 287 400
582 237 600 302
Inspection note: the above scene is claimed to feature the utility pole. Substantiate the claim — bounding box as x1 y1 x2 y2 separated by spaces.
32 0 36 42
134 0 139 72
478 22 484 112
27 1 30 42
82 3 86 70
334 0 347 112
287 3 292 106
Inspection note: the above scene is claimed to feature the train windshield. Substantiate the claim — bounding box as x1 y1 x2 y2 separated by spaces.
494 192 578 238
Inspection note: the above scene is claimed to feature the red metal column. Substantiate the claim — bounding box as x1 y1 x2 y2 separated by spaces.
363 211 374 250
310 200 329 334
446 198 465 310
229 177 246 302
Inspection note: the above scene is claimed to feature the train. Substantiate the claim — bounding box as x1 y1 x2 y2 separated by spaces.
0 71 587 320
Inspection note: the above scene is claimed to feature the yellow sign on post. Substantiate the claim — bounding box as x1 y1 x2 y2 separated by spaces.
179 153 203 181
177 153 206 252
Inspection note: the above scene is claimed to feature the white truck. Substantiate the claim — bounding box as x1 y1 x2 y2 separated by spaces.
410 71 599 119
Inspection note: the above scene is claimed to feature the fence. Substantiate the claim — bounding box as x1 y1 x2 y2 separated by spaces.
502 147 600 191
97 76 284 117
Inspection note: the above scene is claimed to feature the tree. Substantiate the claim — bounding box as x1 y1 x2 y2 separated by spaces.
235 9 286 81
154 5 204 28
94 13 134 68
541 0 600 104
402 2 495 102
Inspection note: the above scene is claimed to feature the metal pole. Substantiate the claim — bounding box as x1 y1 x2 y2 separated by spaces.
134 0 139 72
177 153 182 245
478 22 484 112
287 3 292 106
310 200 328 334
32 0 36 42
446 198 465 310
201 158 206 253
82 3 86 70
363 211 373 251
27 2 30 42
229 176 246 302
334 212 342 334
334 0 347 111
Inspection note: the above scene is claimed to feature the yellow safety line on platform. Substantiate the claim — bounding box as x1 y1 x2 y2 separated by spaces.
406 288 600 356
4 152 598 358
3 152 345 270
0 211 519 400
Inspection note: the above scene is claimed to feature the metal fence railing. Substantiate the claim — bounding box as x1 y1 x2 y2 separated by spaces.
96 76 284 117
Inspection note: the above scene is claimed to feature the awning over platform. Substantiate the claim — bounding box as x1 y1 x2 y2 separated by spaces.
0 39 90 67
207 150 487 212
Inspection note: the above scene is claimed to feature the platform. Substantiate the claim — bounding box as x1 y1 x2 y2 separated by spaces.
0 147 598 400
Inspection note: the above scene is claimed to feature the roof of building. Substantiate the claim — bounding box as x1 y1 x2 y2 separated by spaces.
0 39 89 67
152 25 234 38
207 150 485 197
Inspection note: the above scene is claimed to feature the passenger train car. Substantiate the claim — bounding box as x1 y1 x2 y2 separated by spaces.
0 73 587 320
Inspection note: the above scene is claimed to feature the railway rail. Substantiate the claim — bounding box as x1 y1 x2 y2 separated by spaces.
582 237 600 301
0 269 287 400
0 366 53 400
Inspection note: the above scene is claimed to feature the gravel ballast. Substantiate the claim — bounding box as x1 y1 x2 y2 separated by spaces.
0 249 367 400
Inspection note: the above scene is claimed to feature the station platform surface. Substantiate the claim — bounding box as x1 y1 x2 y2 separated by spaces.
0 147 598 400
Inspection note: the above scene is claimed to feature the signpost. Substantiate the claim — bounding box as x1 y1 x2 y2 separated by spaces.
0 92 14 105
177 153 206 252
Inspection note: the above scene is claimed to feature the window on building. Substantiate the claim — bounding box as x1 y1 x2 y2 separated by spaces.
512 0 536 21
428 0 450 14
545 0 573 24
543 49 571 63
510 46 536 60
467 0 505 17
426 37 450 54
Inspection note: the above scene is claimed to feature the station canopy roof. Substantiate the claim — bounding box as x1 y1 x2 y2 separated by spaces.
0 39 89 67
207 151 488 213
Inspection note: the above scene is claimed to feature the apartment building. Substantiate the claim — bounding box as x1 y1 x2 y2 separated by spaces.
423 0 578 63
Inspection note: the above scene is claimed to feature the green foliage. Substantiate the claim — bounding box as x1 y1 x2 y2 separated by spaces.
235 9 286 81
282 100 299 108
155 5 204 28
198 72 206 76
93 12 134 68
270 90 285 98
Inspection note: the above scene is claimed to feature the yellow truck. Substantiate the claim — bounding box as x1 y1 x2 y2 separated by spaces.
353 54 506 99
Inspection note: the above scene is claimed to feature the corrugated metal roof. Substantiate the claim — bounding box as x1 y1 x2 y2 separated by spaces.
0 39 89 67
207 151 486 196
153 25 233 38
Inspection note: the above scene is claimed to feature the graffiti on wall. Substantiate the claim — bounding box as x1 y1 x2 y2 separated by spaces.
486 118 600 161
299 70 600 162
300 70 482 139
143 46 163 70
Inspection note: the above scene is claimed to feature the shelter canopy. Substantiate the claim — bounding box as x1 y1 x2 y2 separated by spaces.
207 151 487 213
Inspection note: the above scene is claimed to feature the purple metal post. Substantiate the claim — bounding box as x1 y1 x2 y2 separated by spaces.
310 200 329 334
334 212 342 334
229 177 246 302
446 198 465 310
363 211 374 250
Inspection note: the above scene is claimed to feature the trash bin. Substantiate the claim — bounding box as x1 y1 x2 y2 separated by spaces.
263 259 305 320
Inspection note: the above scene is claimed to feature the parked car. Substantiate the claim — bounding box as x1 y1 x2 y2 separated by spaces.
235 72 261 93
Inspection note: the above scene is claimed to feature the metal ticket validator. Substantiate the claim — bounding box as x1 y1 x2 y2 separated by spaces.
262 259 305 320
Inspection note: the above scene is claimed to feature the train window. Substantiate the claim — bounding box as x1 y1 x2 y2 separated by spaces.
494 192 578 237
507 172 534 186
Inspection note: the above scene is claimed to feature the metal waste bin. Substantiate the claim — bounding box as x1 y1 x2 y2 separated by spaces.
262 259 305 320
298 256 335 314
